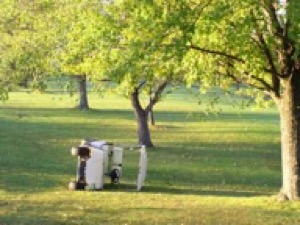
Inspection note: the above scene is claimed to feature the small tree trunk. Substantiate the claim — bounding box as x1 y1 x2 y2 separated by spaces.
236 81 241 90
131 91 154 147
76 75 89 110
148 95 156 126
19 76 31 88
149 108 155 126
278 77 300 200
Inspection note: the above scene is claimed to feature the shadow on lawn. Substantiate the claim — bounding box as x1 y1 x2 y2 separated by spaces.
143 185 272 197
0 107 281 197
0 107 135 121
0 106 279 122
99 183 272 197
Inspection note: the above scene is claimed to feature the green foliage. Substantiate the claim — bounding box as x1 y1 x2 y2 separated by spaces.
1 0 299 103
182 0 300 99
0 1 107 97
0 0 57 95
287 1 300 56
96 0 203 95
50 1 107 78
99 0 299 103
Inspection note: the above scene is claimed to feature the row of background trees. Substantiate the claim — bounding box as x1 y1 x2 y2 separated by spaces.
1 0 300 201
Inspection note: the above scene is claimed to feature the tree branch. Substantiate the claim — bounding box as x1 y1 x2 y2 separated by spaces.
136 80 147 91
246 72 273 92
191 0 213 21
189 44 245 63
256 32 281 78
131 86 144 113
264 0 284 37
145 80 168 113
219 60 274 94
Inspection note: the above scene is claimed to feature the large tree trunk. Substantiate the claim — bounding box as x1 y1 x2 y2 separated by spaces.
131 90 154 147
278 75 300 200
76 75 89 110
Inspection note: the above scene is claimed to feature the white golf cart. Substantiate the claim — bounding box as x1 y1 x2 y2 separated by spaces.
68 139 147 191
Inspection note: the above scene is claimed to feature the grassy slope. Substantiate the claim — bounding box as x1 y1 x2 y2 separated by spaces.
1 91 300 225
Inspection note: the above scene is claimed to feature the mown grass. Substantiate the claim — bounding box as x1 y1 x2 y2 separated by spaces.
1 90 300 225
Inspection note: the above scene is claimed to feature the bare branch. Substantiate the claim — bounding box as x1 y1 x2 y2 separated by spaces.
257 32 281 78
269 1 287 38
191 0 213 21
189 44 245 63
136 80 147 91
219 60 274 94
258 2 276 35
250 36 263 48
246 72 273 92
145 80 168 113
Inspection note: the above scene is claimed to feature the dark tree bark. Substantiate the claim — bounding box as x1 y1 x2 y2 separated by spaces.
19 76 31 88
76 75 89 110
130 81 168 147
148 95 156 126
149 108 155 126
131 89 154 147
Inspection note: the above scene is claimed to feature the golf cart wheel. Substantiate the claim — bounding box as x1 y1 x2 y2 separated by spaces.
110 168 120 183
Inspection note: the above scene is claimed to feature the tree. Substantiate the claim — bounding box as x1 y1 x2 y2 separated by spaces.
0 1 104 108
0 1 33 99
180 0 300 200
130 80 168 147
0 1 60 97
74 75 89 109
97 0 196 147
48 1 106 110
13 0 168 145
101 0 300 199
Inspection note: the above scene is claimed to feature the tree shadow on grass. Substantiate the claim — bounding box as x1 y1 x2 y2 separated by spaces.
0 107 281 197
94 183 273 197
0 106 279 122
142 185 272 197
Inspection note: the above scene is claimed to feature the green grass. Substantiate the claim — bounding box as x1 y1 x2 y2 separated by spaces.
1 91 300 225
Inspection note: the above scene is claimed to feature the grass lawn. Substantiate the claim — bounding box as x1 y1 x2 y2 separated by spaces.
1 90 300 225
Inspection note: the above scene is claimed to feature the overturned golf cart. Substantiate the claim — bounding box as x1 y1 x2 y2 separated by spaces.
68 139 147 191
